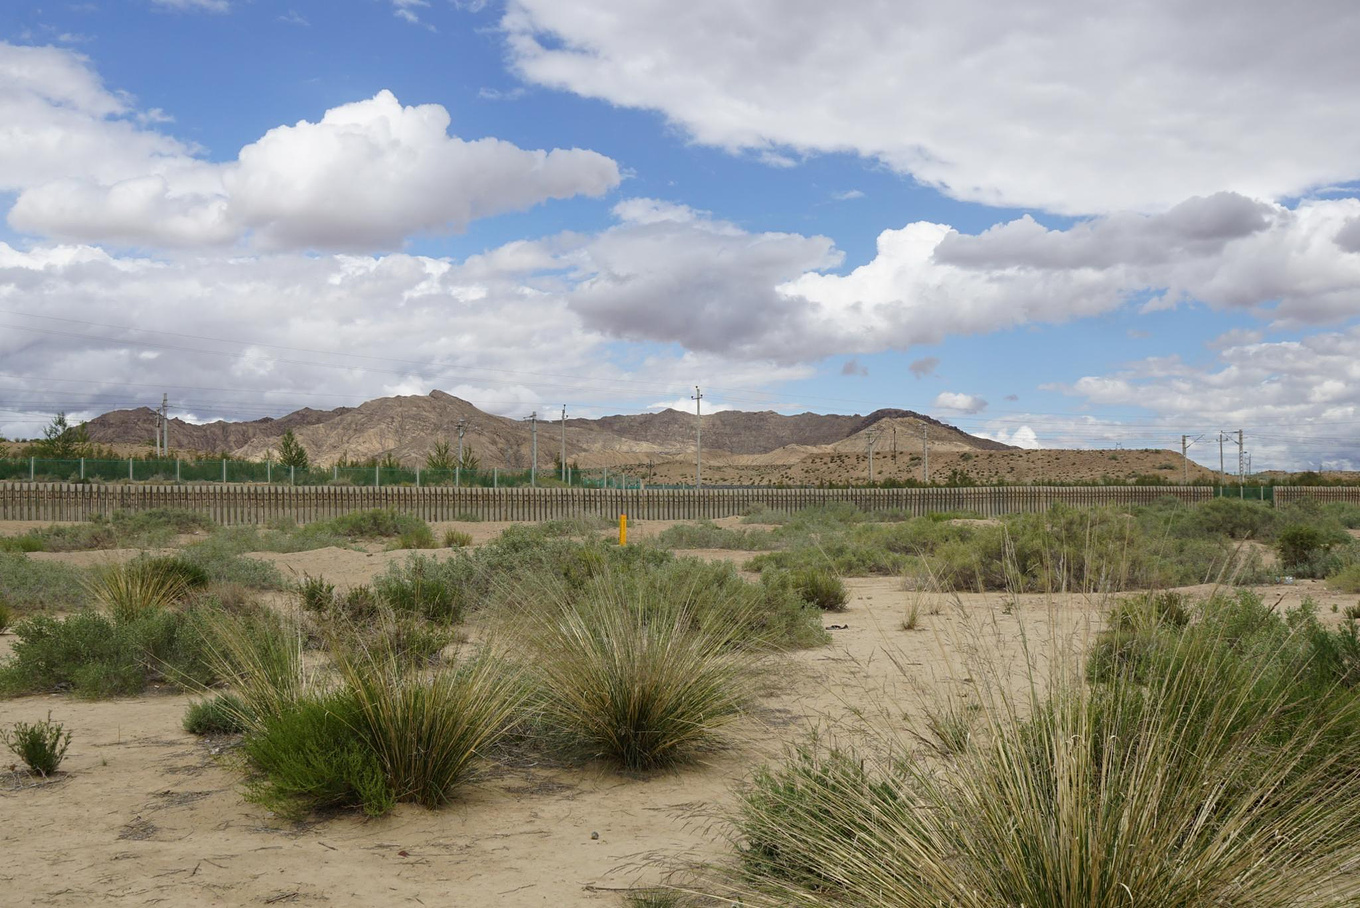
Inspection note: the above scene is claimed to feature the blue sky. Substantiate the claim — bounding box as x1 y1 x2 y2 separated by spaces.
2 0 1360 469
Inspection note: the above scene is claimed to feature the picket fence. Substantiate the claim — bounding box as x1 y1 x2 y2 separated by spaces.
0 482 1237 525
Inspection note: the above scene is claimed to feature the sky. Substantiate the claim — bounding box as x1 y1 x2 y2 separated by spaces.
2 0 1360 471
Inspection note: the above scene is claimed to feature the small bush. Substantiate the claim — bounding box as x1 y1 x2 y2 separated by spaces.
518 586 756 770
4 713 72 775
373 555 473 623
1328 563 1360 594
86 560 189 623
789 568 848 611
297 574 336 613
183 693 251 735
392 526 437 550
135 555 211 590
0 598 11 634
316 509 431 540
0 554 87 613
1344 603 1360 621
443 529 473 548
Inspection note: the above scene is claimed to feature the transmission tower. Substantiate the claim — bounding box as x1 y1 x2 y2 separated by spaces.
865 430 881 483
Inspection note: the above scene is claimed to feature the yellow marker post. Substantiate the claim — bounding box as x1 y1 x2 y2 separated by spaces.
619 514 627 546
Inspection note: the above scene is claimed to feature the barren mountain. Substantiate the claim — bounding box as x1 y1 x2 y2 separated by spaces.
81 390 1012 470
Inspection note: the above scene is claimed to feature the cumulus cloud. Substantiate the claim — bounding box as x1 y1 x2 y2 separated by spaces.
9 87 621 251
981 425 1041 449
648 397 735 414
909 357 938 379
503 0 1360 214
0 237 807 438
933 392 987 414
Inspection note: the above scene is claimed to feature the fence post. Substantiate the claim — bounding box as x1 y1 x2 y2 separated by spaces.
129 458 134 481
290 465 295 486
176 458 181 483
416 467 420 488
334 464 338 482
222 459 227 483
29 456 34 481
267 460 272 484
79 457 85 480
375 464 380 488
455 465 460 488
493 468 498 489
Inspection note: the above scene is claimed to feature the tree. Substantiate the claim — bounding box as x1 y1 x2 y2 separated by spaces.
29 412 92 459
425 439 455 471
458 443 480 474
277 430 309 470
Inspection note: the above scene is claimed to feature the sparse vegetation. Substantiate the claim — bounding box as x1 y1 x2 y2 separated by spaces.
788 567 848 611
4 713 72 776
443 529 473 547
0 554 88 613
183 692 251 735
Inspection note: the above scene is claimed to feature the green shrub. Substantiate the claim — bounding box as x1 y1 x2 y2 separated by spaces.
1346 603 1360 621
373 555 472 623
85 560 189 623
443 529 473 548
0 598 11 634
183 692 251 735
4 713 72 775
176 541 286 589
297 574 336 613
0 607 217 698
315 509 431 540
655 521 778 551
1328 563 1360 594
1274 523 1350 576
0 534 47 553
242 690 395 818
518 584 757 770
0 554 87 613
789 567 848 611
734 592 1360 908
134 554 211 590
392 525 437 550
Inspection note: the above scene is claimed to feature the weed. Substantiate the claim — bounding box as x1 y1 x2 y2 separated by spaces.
391 526 437 550
0 554 87 613
1328 563 1360 594
789 567 848 611
517 583 757 770
4 713 72 775
0 597 11 634
443 529 473 548
1345 603 1360 621
373 555 473 623
183 693 251 735
902 600 920 630
85 560 189 623
297 574 336 613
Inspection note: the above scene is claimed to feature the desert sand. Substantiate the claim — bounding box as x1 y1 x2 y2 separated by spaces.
1 527 1353 906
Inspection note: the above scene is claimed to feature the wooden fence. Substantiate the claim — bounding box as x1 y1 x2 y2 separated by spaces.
0 483 1224 525
1273 486 1360 508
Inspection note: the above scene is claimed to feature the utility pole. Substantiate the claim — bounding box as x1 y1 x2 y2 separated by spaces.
691 385 703 489
1228 429 1245 498
525 412 538 486
162 394 169 457
455 418 469 465
1218 431 1226 487
560 404 567 483
1181 434 1203 485
922 424 930 483
866 430 881 483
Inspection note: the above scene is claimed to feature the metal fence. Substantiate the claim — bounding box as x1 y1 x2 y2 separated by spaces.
0 482 1224 524
0 457 643 489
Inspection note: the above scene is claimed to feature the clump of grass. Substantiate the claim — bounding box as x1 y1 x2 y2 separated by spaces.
443 529 473 548
183 692 251 735
902 600 920 630
920 697 972 753
315 508 432 540
297 574 336 613
624 888 687 908
0 597 11 634
85 560 189 623
391 525 437 550
194 609 306 723
1345 603 1360 621
4 713 72 776
516 582 758 770
789 567 847 611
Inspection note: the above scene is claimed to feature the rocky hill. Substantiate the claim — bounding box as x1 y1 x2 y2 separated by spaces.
82 390 1012 469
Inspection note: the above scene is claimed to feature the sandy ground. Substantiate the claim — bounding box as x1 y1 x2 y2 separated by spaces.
2 520 1358 906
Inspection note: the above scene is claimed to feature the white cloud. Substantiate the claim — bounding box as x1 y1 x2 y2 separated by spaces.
831 189 864 201
933 392 987 414
979 425 1041 449
151 0 230 11
11 90 621 251
0 45 621 251
648 397 735 414
503 0 1360 214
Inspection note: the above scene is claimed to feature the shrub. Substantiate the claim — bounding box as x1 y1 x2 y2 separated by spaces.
85 560 189 623
242 690 394 818
175 538 287 589
297 574 336 613
789 567 848 611
193 609 305 723
655 521 779 551
337 647 523 808
392 526 437 550
4 713 72 775
732 593 1360 908
183 692 251 735
517 585 757 770
0 598 11 634
135 554 211 590
1328 563 1360 594
374 555 474 623
316 509 430 540
443 529 473 548
0 554 87 613
1274 523 1348 575
0 607 217 698
1346 603 1360 621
